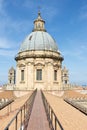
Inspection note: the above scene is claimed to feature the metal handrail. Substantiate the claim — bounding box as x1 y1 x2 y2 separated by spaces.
4 89 37 130
41 91 64 130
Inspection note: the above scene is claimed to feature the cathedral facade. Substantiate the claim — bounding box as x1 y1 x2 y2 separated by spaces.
14 12 68 90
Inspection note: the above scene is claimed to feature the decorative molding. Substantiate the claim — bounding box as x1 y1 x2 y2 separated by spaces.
20 81 25 84
18 64 25 67
27 62 34 65
34 62 45 67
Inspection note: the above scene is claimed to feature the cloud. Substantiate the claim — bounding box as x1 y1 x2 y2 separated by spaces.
80 12 87 20
62 38 87 61
0 49 17 57
0 37 16 49
11 0 36 9
0 0 6 15
0 37 20 49
0 1 33 53
0 0 33 35
10 20 32 33
21 0 58 21
0 0 33 59
0 36 18 57
63 47 86 60
80 44 87 51
79 4 87 20
22 0 35 9
0 37 19 57
0 0 58 38
42 6 58 21
0 15 32 36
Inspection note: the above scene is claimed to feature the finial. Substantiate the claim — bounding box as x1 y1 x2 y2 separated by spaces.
38 6 41 12
38 6 41 17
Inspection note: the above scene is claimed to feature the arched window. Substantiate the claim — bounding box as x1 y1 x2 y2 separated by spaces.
38 23 40 28
65 80 67 84
10 80 11 84
21 70 24 81
64 74 67 77
54 70 57 81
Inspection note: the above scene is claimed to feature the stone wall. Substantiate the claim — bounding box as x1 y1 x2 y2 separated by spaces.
15 50 63 90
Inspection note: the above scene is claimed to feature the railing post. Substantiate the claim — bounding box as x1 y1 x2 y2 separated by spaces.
55 116 57 130
51 109 53 123
10 104 11 112
21 109 22 126
49 105 50 118
24 105 25 125
15 116 17 130
5 128 9 130
7 105 9 115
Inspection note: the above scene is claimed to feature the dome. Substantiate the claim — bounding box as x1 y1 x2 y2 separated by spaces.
19 11 58 53
19 31 58 52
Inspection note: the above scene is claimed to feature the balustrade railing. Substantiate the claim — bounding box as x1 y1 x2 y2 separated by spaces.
4 89 37 130
64 98 87 115
0 99 14 110
41 91 64 130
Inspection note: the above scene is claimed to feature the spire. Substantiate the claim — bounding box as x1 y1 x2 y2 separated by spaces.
32 11 46 32
38 11 41 19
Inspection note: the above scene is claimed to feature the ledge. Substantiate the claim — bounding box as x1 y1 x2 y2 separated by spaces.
53 81 59 84
35 81 44 83
15 50 64 61
20 81 25 84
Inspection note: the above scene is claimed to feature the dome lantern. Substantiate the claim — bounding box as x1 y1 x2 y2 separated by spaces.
33 11 46 32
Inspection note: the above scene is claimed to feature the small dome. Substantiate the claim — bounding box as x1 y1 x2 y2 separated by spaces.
19 31 58 52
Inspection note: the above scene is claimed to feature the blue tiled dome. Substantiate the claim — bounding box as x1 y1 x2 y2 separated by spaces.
19 31 58 52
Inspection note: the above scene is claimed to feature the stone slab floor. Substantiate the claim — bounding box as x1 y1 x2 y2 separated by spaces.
44 92 87 130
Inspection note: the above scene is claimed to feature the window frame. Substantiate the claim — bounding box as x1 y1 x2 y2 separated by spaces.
21 70 24 81
36 69 42 81
54 70 57 81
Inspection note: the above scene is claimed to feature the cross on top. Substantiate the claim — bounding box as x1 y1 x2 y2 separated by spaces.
38 6 41 12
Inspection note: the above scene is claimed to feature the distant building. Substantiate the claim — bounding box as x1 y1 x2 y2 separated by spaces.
62 66 69 84
8 12 69 90
8 67 15 85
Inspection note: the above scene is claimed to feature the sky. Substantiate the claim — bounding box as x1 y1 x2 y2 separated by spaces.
0 0 87 85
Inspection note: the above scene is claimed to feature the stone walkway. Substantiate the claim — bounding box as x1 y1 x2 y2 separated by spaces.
27 91 50 130
44 92 87 130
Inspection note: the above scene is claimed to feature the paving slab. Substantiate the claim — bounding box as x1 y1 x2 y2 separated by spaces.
44 92 87 130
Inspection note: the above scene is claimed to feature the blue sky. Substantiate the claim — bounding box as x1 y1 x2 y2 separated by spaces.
0 0 87 85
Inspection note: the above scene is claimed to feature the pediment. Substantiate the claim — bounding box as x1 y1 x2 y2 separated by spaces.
34 62 45 66
46 62 53 65
53 63 59 68
19 64 25 67
27 62 34 65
